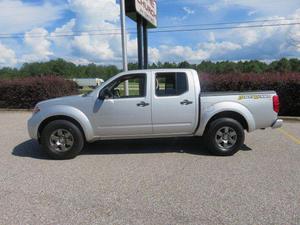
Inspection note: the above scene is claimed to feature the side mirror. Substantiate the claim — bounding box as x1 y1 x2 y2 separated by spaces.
98 89 112 100
98 93 105 100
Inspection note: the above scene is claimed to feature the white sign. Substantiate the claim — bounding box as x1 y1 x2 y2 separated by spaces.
135 0 157 28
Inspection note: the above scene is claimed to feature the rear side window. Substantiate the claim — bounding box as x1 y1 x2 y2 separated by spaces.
155 72 188 97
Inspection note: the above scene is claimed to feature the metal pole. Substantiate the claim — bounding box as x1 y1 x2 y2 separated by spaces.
143 19 148 69
137 14 143 69
120 0 129 95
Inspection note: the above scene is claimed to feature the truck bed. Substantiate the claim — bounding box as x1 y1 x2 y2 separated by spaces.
201 91 276 97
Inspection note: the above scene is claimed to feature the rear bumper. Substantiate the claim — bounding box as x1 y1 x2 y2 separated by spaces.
272 119 283 129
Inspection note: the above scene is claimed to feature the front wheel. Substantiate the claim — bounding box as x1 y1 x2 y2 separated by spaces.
205 118 245 156
41 120 85 159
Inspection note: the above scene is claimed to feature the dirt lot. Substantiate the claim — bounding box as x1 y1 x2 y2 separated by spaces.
0 111 299 225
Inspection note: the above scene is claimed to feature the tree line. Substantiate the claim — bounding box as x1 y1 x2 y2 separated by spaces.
0 58 300 80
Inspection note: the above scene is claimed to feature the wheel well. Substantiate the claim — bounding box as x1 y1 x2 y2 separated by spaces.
206 111 249 132
38 116 86 142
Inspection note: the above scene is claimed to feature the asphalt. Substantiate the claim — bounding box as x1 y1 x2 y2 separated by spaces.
0 111 299 225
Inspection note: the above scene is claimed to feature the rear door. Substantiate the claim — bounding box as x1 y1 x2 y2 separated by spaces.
151 71 197 135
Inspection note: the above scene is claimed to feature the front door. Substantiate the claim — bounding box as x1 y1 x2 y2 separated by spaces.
93 73 152 138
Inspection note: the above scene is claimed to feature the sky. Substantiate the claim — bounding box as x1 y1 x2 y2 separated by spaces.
0 0 300 68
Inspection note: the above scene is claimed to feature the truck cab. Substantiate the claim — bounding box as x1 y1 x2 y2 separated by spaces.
94 69 199 138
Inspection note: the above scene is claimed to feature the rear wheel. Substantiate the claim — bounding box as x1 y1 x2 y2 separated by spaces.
205 118 245 156
41 120 84 159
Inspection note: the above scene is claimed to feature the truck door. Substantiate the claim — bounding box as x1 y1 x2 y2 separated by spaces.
94 73 152 138
152 71 197 135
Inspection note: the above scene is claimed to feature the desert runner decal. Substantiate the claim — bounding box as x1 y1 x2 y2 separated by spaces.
238 95 271 100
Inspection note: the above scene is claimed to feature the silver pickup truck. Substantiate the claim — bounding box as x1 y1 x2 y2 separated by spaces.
28 69 283 159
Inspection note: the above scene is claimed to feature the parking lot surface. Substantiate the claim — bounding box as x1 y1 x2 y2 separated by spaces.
0 111 299 225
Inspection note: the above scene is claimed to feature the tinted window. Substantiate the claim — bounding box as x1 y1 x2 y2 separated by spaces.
110 74 146 98
155 72 188 97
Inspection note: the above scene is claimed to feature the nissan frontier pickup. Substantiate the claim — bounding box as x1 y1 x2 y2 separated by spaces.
28 69 283 159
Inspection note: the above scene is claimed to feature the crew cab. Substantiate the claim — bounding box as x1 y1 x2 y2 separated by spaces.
28 69 283 159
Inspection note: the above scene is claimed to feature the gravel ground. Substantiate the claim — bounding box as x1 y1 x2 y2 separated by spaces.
0 111 299 225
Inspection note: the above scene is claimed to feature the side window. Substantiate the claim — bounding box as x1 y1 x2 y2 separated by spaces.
155 72 188 97
111 74 146 99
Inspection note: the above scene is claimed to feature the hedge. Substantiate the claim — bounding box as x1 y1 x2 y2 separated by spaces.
200 72 300 116
0 73 299 116
0 76 78 109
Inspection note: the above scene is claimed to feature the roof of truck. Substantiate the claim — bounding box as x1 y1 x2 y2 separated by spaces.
118 68 197 74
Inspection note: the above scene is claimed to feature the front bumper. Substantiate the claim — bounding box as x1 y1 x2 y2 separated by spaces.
27 115 40 140
272 119 283 129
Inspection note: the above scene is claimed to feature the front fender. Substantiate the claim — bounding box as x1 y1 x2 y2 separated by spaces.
196 101 256 136
29 105 94 141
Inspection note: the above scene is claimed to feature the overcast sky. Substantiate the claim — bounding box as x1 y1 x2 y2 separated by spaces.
0 0 300 68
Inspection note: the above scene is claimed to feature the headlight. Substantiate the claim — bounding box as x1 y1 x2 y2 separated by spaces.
33 106 40 115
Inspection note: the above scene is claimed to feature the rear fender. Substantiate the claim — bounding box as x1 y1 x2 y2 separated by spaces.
196 101 256 136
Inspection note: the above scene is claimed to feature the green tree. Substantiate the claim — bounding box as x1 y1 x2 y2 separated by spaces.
0 67 19 79
289 58 300 72
1 58 300 80
269 58 292 73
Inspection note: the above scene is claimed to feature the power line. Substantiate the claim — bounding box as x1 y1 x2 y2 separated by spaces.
157 18 300 29
0 22 299 39
0 0 290 9
162 0 294 6
0 17 299 37
151 22 300 34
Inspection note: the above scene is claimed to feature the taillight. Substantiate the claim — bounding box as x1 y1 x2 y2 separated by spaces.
273 95 280 113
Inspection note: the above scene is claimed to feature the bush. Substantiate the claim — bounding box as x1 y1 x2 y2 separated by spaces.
0 73 299 116
200 72 300 116
0 76 79 109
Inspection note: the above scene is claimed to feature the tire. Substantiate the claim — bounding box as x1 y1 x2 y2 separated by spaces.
41 120 84 160
205 118 245 156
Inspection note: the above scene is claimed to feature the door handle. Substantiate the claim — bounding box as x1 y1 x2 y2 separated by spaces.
137 101 150 107
180 100 193 105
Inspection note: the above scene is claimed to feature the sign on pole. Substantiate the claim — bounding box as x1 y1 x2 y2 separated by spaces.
126 0 157 28
124 0 157 69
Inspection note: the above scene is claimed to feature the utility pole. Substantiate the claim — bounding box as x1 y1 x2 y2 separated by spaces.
143 19 148 69
120 0 129 95
137 14 144 69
